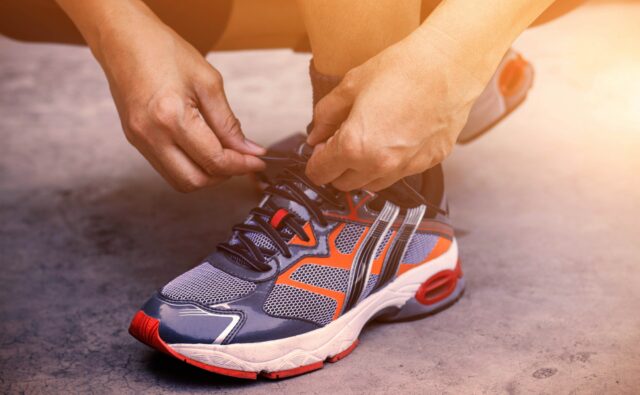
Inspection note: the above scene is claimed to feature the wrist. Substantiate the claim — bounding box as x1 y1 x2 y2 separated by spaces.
405 26 489 98
413 23 504 89
415 0 554 85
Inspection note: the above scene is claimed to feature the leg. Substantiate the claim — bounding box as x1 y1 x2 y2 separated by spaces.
1 0 585 54
213 0 307 51
215 0 587 54
297 0 421 76
0 0 233 54
421 0 586 28
0 0 306 53
217 0 587 54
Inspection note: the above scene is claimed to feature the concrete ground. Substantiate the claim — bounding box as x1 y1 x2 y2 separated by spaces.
1 1 639 393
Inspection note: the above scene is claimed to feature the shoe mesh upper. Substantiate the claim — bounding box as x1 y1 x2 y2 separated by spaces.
263 284 337 326
246 231 278 251
402 233 439 264
290 264 350 292
335 223 365 254
161 263 256 306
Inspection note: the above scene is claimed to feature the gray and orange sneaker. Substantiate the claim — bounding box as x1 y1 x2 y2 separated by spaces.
458 48 534 143
129 147 462 379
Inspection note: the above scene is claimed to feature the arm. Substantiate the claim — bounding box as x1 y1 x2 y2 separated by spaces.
418 0 555 83
306 0 555 191
56 0 265 192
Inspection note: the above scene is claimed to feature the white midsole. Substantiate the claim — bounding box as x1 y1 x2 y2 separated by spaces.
170 238 458 373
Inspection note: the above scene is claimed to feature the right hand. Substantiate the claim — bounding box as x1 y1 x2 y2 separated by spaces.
93 10 265 192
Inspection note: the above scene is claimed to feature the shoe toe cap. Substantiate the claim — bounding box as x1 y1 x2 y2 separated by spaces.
137 293 242 345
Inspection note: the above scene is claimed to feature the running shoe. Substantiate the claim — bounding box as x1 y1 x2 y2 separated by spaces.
457 48 534 143
129 145 463 379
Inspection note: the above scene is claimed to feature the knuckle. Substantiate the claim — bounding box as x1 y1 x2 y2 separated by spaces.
378 151 402 172
204 151 227 173
332 180 351 192
124 114 149 145
218 113 242 138
435 139 454 163
196 69 224 99
123 131 138 146
339 133 363 160
125 113 146 136
149 93 183 127
123 128 139 146
340 70 358 92
174 183 193 193
205 68 223 88
406 158 428 175
177 174 206 193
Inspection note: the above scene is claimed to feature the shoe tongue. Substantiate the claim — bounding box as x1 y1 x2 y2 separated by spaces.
268 182 316 222
403 173 423 192
265 141 317 222
374 175 426 208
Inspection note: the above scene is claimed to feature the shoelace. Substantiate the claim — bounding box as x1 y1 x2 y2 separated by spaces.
218 156 344 272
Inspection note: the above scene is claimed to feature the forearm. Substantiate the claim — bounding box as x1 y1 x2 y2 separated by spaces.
55 0 159 62
416 0 555 83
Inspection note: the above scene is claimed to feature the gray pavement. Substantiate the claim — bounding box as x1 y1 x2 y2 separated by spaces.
1 1 639 393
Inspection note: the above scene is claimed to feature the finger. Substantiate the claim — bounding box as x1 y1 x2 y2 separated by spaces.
331 169 377 192
305 138 349 185
307 82 354 146
157 145 227 192
137 140 226 192
195 70 266 155
173 108 266 176
136 145 175 184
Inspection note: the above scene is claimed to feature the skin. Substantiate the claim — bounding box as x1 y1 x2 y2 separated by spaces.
56 0 558 193
56 0 266 193
305 30 480 191
300 0 556 191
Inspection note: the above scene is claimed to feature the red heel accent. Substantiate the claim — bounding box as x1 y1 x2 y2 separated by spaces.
415 261 462 306
500 54 528 98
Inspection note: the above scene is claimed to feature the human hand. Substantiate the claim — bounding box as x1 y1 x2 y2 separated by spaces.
91 7 265 192
305 29 488 192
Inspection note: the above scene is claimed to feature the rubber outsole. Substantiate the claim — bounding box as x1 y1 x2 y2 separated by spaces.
129 310 361 380
129 262 464 380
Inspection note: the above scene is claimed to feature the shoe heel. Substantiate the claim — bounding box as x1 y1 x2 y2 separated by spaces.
376 261 464 322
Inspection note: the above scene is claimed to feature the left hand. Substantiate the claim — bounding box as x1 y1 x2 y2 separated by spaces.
305 30 488 192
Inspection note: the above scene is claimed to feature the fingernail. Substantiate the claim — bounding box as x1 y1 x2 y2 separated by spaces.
243 138 266 154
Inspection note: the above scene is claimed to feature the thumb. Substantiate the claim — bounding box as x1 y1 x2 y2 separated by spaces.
307 80 355 146
196 72 266 156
